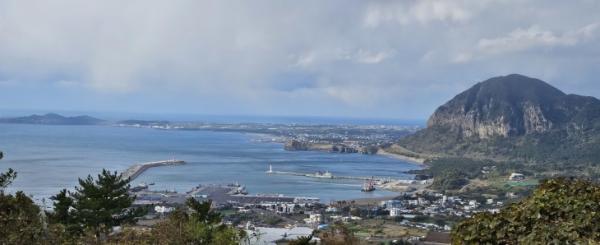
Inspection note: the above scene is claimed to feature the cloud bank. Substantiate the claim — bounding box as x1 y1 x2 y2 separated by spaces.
0 0 599 119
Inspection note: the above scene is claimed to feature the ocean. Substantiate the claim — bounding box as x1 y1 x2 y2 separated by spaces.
0 124 422 203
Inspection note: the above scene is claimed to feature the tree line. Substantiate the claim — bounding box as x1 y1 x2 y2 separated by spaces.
0 167 244 244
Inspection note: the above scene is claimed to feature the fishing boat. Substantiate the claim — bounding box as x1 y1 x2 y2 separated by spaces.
361 177 376 192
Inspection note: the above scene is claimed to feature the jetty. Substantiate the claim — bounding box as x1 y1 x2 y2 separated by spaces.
269 170 383 181
265 165 412 183
122 159 186 180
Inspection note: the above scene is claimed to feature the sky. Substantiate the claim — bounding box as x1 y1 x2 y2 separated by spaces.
0 0 599 120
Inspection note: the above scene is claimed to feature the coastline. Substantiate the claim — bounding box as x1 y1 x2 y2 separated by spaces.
247 132 429 167
376 148 427 166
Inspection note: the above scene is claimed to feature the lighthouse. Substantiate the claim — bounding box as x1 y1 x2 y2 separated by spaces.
266 164 273 174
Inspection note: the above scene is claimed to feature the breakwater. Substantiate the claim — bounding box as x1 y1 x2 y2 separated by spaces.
122 159 186 180
266 170 414 183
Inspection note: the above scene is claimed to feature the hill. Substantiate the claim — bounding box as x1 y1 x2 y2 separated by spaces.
395 74 600 165
0 113 105 125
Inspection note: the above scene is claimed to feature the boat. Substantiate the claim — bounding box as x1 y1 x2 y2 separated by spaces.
361 177 376 192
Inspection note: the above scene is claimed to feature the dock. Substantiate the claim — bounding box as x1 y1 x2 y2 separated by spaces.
266 165 416 184
267 170 393 182
122 159 186 180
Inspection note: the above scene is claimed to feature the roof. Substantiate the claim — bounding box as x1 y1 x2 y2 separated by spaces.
420 232 451 245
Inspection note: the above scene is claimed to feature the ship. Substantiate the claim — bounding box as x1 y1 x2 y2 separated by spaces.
361 177 376 192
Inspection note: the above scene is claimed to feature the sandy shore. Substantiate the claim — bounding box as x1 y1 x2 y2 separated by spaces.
376 149 427 165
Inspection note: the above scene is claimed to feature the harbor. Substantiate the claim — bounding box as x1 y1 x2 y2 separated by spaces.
132 182 320 213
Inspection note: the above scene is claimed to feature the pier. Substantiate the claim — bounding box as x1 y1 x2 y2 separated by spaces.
265 164 419 184
266 169 412 183
122 159 186 180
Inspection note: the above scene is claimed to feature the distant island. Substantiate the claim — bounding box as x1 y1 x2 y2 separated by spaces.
0 113 105 125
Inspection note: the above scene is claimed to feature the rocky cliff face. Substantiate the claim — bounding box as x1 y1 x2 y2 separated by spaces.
426 74 598 139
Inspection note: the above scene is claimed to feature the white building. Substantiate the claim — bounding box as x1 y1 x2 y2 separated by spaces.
154 205 174 214
304 213 322 225
509 172 525 181
383 200 402 210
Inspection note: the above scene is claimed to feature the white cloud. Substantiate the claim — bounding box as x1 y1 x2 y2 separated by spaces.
293 48 393 68
0 0 599 118
454 23 600 63
364 0 476 27
353 49 393 64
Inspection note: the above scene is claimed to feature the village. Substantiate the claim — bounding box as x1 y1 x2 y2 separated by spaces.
127 171 531 244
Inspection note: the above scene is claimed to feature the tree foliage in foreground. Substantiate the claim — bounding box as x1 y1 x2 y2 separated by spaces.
0 168 16 189
288 233 317 245
0 166 244 244
151 198 245 245
51 169 146 240
0 189 44 244
452 178 600 244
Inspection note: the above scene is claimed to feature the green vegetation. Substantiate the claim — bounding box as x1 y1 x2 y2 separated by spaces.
399 74 600 165
52 169 146 240
319 222 359 245
398 75 600 196
0 168 16 188
0 167 244 244
452 178 600 244
1 167 45 244
288 233 317 245
0 189 45 243
413 158 514 191
151 198 245 244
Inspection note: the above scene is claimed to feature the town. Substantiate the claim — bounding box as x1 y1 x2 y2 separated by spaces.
115 120 421 155
127 167 529 244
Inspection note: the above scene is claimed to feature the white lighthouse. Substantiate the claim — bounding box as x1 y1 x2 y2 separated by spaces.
266 164 273 174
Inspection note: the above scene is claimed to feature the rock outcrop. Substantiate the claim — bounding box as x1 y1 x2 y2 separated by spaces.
426 74 600 139
398 74 600 164
284 140 359 153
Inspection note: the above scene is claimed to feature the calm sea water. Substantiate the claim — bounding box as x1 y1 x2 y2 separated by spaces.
0 124 421 203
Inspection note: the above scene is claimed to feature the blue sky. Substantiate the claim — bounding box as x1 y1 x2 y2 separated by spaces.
0 0 599 120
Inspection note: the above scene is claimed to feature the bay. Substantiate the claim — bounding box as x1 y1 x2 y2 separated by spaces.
0 124 421 203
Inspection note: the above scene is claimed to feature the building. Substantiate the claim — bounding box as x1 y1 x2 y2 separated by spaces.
390 208 402 217
419 231 451 245
382 199 402 210
304 213 322 225
154 205 174 214
509 173 525 181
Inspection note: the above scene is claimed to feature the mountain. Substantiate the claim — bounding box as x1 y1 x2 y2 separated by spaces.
0 113 105 125
396 74 600 164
